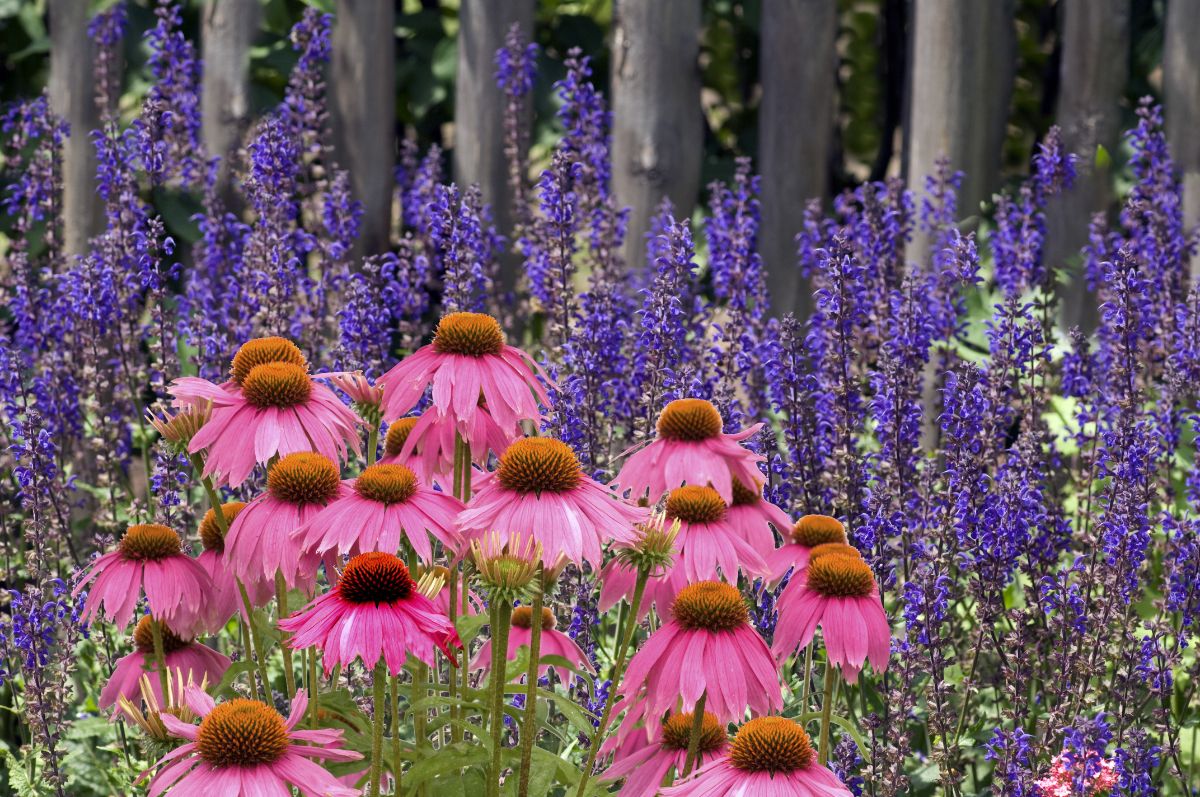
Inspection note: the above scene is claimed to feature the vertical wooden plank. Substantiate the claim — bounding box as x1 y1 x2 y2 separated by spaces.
1166 0 1200 278
201 0 261 192
1050 0 1129 330
758 0 836 316
331 0 396 256
48 0 102 256
610 0 703 272
905 0 1015 262
453 0 535 293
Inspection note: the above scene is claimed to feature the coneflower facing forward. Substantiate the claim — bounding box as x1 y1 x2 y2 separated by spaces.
771 551 891 683
222 452 347 592
171 337 362 488
279 552 459 675
600 709 730 796
660 716 853 796
619 581 781 722
378 311 550 441
74 523 211 634
612 398 765 504
292 461 464 564
143 685 361 797
457 437 646 567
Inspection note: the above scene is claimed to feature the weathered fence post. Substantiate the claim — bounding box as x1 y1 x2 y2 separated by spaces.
1049 0 1129 330
1166 0 1200 278
48 0 102 257
905 0 1015 262
454 0 535 293
611 0 703 272
758 0 836 316
202 0 260 193
331 0 396 256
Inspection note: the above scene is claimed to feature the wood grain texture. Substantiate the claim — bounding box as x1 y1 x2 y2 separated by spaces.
611 0 703 272
332 0 396 256
758 0 837 316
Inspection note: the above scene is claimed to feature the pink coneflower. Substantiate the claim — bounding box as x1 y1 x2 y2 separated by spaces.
194 502 274 632
771 552 890 684
279 552 459 675
612 399 764 504
620 581 781 722
660 716 853 796
378 312 550 439
171 337 361 487
223 452 348 593
384 405 517 482
664 486 770 582
99 617 230 712
144 685 361 797
471 606 594 681
601 486 770 616
293 462 464 564
601 709 730 796
765 514 849 583
74 523 211 634
457 437 645 567
726 478 793 550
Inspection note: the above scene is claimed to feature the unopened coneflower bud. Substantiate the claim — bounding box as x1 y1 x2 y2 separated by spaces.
327 371 383 425
616 511 680 576
471 531 543 603
146 402 211 452
117 670 208 743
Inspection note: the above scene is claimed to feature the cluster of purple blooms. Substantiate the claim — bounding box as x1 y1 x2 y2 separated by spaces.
0 2 1197 794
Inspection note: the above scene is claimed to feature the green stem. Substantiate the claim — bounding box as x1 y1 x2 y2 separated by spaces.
447 564 462 745
236 578 271 699
487 601 513 797
307 651 319 728
366 424 379 467
818 659 839 765
150 618 170 702
575 569 649 797
800 643 815 716
516 569 546 797
370 661 386 797
391 675 403 795
188 455 267 698
681 691 708 776
276 572 296 699
413 663 429 755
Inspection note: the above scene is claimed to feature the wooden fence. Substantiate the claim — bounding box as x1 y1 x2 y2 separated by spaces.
43 0 1200 321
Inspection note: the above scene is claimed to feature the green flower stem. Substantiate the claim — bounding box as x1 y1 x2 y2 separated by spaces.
575 569 649 797
366 424 379 467
487 600 514 797
516 568 546 797
413 662 429 755
276 572 296 699
370 661 387 797
681 691 708 776
307 651 319 728
818 658 839 765
391 675 403 795
800 643 815 714
189 455 268 698
447 564 462 744
150 618 170 701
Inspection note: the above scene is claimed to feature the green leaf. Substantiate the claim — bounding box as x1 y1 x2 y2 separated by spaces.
1095 144 1112 171
404 741 490 788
